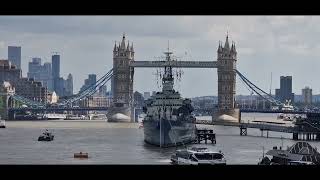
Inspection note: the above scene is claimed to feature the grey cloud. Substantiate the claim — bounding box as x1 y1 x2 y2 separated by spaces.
1 16 320 97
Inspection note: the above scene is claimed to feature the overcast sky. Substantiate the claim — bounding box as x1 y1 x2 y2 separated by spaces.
0 16 319 98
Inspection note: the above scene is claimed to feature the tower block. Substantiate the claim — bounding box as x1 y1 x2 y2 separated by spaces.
108 34 135 122
214 35 239 122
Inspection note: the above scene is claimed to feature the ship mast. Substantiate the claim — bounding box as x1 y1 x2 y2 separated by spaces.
162 42 174 92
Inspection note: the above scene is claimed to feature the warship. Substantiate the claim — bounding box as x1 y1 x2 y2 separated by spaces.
142 50 197 147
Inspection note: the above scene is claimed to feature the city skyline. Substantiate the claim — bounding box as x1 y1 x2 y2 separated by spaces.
0 16 319 97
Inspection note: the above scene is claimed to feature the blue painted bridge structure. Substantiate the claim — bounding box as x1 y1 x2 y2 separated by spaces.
7 107 109 120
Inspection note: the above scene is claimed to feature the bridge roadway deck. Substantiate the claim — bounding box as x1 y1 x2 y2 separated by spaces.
240 109 320 114
195 119 302 133
9 107 109 112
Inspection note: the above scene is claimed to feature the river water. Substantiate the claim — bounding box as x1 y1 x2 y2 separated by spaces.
1 113 320 164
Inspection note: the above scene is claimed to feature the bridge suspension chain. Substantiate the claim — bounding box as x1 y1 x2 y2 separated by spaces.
236 70 283 107
10 68 114 108
60 68 114 106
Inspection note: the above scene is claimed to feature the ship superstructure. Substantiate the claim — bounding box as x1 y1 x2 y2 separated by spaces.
142 49 196 147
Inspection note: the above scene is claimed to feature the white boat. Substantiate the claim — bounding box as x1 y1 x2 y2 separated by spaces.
283 115 294 121
89 114 107 120
171 147 226 165
280 100 294 111
0 120 5 128
277 113 284 119
277 113 302 122
45 113 67 120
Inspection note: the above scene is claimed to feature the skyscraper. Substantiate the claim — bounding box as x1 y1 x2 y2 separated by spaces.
64 73 73 96
52 54 60 79
28 58 42 78
302 86 312 105
88 74 96 85
27 58 53 91
52 54 60 93
276 76 294 103
79 74 97 93
8 46 21 69
43 63 53 91
99 85 107 96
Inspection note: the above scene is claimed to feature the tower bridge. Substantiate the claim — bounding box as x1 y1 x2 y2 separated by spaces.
109 34 237 122
6 34 298 122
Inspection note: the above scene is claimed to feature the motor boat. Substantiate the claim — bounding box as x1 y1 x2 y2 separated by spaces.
38 129 54 141
280 100 294 111
283 115 293 121
89 114 107 120
0 120 5 128
277 113 296 121
138 120 144 129
74 152 89 159
277 113 284 119
287 161 315 165
171 147 226 165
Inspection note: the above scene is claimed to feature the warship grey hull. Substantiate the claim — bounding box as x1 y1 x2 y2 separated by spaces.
143 119 196 147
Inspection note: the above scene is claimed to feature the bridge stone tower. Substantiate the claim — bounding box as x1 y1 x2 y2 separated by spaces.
109 34 135 122
216 35 239 121
0 82 15 120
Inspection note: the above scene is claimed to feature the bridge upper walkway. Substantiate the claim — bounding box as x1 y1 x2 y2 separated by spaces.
129 60 218 68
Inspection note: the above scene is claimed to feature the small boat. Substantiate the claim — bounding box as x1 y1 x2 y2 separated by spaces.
280 100 294 111
277 113 284 119
38 130 54 141
89 114 107 120
171 147 226 165
74 152 89 159
138 120 144 129
283 115 293 121
287 161 315 165
0 120 6 128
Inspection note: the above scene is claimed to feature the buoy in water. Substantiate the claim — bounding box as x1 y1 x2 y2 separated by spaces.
74 152 89 159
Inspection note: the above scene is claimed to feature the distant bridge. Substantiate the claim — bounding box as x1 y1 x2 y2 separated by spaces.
195 108 320 115
9 107 108 112
239 109 320 114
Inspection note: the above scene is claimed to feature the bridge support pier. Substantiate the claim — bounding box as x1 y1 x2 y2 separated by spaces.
240 127 247 136
7 109 15 120
260 129 269 138
130 107 134 123
212 108 240 123
293 133 298 140
107 105 132 122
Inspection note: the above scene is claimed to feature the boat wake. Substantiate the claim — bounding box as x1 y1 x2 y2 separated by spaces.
156 159 172 163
